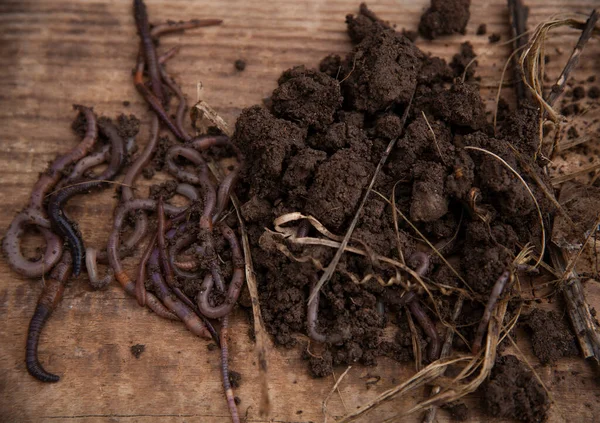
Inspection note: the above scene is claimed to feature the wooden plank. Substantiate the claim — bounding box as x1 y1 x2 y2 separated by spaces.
1 0 599 422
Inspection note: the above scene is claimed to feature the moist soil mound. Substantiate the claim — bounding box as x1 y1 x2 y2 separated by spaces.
482 355 550 423
234 1 558 407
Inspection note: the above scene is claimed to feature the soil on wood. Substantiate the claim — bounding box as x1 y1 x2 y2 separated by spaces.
481 355 550 423
522 309 579 365
418 0 471 40
231 4 568 420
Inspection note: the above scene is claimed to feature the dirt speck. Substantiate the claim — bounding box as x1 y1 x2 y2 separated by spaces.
130 344 145 359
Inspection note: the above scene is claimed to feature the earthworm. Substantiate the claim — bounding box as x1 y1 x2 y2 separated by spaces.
108 199 185 319
147 248 212 339
117 115 160 254
472 270 511 354
133 0 163 103
85 247 113 289
60 136 135 188
47 123 125 276
220 314 241 423
3 212 62 278
150 18 222 38
135 231 157 307
134 70 186 140
307 278 348 344
169 231 200 279
26 252 71 383
157 46 181 65
296 219 311 238
3 106 97 277
159 67 191 142
196 225 245 319
164 145 223 287
175 183 199 201
409 251 430 278
189 136 243 221
407 300 441 361
156 197 177 288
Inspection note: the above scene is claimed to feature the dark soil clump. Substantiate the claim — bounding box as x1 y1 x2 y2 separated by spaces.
522 309 579 365
419 0 470 40
234 59 246 71
481 355 550 423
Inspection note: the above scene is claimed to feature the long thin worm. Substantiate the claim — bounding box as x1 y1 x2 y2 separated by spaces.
26 253 71 383
147 248 211 339
472 270 511 354
307 278 348 344
220 315 241 423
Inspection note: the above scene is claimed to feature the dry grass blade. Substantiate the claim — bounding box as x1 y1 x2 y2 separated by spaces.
464 146 546 266
423 296 464 423
545 9 599 107
520 12 600 123
322 366 352 423
308 90 415 305
551 163 600 186
372 190 473 294
336 356 472 423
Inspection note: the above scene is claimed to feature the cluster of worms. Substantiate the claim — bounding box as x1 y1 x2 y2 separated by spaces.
3 1 242 421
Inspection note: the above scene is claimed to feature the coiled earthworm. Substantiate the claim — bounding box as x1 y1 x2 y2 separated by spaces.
85 247 113 290
26 252 71 383
196 224 245 319
3 105 97 277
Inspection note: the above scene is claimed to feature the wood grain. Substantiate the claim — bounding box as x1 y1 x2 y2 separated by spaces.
1 1 599 422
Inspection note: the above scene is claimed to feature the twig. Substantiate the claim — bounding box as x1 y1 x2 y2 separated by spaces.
545 9 599 107
308 89 415 304
508 0 530 106
549 245 600 361
422 296 464 423
322 366 352 423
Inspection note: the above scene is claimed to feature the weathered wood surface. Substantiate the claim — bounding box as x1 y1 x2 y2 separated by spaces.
1 1 599 422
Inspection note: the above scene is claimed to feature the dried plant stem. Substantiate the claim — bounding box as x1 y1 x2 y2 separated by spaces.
322 366 352 423
508 0 530 106
464 146 545 266
550 244 600 361
309 90 415 304
422 296 464 423
545 9 599 107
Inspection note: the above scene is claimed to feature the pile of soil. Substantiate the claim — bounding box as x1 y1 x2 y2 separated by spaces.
232 4 563 422
482 355 550 422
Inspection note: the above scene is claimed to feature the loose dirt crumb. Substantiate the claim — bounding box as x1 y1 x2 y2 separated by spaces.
418 0 471 40
488 33 501 43
130 344 145 359
476 23 487 35
234 59 246 71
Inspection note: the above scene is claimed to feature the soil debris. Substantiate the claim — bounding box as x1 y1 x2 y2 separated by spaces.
418 0 471 40
522 309 579 365
234 59 246 71
481 355 550 423
130 344 145 359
